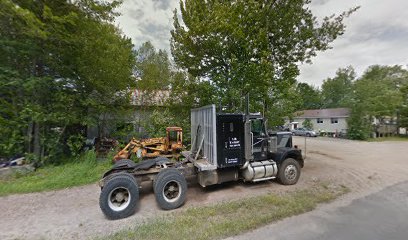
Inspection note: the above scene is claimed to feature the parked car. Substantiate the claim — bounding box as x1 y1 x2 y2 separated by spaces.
292 128 317 137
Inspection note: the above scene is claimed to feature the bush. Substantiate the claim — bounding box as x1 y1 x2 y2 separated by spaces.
142 109 176 138
302 119 313 129
347 106 372 140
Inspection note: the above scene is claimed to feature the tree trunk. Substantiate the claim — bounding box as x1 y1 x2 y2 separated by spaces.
27 122 33 153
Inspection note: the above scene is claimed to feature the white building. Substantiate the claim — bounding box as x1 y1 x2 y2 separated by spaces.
287 108 350 134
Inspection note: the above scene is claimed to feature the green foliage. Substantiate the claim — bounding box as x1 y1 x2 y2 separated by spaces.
353 65 405 119
0 0 134 162
67 134 86 157
303 119 313 130
134 41 171 91
347 106 372 140
111 122 138 142
131 42 192 142
400 83 408 129
171 0 358 122
0 150 111 196
321 66 355 108
266 84 303 126
321 65 407 139
141 109 176 138
295 82 323 110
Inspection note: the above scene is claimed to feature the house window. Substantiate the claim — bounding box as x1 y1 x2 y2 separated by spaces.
331 118 338 124
317 118 323 124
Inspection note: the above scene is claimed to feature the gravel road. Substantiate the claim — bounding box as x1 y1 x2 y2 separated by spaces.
1 137 408 240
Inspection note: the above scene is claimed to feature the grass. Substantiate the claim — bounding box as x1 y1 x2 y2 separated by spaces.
0 151 112 196
100 182 349 240
368 136 408 142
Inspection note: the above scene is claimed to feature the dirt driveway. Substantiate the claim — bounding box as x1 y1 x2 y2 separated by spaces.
1 137 408 240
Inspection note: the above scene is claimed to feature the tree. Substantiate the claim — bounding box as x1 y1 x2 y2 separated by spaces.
134 41 172 91
302 119 313 130
0 0 135 161
295 82 322 110
400 83 408 132
353 65 405 120
321 66 355 108
171 0 358 123
347 105 372 140
346 65 407 139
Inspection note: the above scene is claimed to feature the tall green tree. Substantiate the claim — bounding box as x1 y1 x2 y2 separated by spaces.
0 0 134 161
171 0 358 124
131 42 173 137
132 42 199 140
134 41 172 91
347 105 372 140
353 65 405 119
346 65 407 139
321 66 355 108
400 83 408 131
295 82 322 110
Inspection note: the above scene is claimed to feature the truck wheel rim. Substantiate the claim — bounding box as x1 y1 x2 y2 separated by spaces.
162 180 181 203
108 187 131 211
284 165 297 180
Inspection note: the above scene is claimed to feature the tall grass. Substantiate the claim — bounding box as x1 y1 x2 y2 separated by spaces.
0 151 111 196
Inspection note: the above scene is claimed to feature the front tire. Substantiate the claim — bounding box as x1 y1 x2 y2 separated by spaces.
154 169 187 210
278 158 301 185
99 173 139 220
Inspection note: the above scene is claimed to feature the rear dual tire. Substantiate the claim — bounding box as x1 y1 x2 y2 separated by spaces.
99 173 139 220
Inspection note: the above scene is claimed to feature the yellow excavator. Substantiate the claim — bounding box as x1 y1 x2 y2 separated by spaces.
113 127 183 162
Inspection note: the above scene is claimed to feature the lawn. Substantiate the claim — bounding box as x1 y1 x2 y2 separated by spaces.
0 151 112 196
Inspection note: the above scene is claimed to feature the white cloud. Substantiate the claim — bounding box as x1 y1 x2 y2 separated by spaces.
114 0 178 51
115 0 408 86
299 0 408 86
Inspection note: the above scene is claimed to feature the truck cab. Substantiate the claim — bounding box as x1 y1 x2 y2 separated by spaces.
215 112 302 166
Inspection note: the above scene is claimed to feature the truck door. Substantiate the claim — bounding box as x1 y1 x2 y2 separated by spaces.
216 115 246 168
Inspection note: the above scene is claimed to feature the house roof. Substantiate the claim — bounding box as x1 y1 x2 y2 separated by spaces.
293 108 350 118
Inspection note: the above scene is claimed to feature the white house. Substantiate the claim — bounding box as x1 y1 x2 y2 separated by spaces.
287 108 350 134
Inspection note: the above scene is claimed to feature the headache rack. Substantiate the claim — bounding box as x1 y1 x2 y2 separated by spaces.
190 104 218 170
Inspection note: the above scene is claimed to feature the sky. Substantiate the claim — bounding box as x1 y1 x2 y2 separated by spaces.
115 0 408 87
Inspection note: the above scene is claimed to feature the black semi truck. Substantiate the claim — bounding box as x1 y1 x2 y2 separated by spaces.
99 104 304 219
